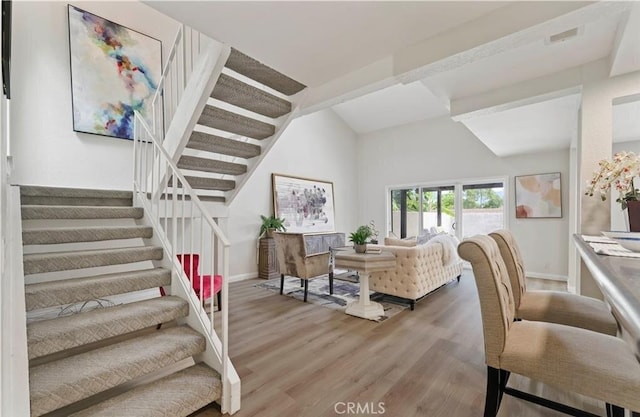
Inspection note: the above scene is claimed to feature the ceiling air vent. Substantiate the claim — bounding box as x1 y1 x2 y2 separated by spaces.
546 27 580 45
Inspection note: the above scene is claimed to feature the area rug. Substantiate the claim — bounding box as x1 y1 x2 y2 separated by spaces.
255 273 408 322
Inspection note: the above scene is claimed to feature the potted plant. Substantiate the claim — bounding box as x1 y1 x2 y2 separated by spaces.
259 215 287 238
585 151 640 231
349 224 373 253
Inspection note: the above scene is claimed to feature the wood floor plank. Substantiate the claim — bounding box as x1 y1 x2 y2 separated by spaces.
201 273 605 417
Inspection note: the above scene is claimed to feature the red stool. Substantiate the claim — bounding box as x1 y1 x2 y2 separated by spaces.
176 253 223 311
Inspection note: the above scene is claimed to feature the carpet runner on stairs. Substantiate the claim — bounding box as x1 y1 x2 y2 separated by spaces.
20 185 221 417
179 47 306 203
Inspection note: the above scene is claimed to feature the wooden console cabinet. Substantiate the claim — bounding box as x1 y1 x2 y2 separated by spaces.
258 237 280 279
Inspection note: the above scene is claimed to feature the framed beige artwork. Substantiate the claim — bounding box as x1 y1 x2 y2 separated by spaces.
515 172 562 218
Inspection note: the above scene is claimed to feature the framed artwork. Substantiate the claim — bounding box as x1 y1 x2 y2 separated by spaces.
272 174 336 233
68 5 162 140
515 172 562 218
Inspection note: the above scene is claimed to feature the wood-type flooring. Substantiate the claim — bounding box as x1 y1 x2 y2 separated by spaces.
198 273 604 417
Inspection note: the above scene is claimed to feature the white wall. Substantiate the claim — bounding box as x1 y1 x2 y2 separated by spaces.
10 1 180 190
358 116 570 279
611 139 640 230
227 109 359 280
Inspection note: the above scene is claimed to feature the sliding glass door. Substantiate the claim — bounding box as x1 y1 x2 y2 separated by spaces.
461 182 505 238
422 186 455 234
390 188 420 238
389 179 506 239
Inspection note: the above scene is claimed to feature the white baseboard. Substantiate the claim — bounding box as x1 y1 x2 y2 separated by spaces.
449 264 567 282
229 272 257 282
567 284 577 294
526 271 567 282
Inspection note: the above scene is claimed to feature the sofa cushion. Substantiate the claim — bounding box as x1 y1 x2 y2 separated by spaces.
384 237 416 247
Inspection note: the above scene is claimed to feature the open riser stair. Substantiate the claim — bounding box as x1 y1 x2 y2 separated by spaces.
177 48 306 204
20 185 221 417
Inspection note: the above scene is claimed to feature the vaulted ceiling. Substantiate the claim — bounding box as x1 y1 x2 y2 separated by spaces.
146 1 640 156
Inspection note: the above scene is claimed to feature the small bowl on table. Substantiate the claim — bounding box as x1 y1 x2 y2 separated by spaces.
602 231 640 252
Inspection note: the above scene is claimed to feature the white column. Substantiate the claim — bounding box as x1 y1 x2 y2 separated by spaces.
576 70 640 297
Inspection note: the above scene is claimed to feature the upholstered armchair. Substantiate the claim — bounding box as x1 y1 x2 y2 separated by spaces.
272 232 341 302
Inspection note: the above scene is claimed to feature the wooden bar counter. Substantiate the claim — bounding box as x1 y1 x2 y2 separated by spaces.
574 235 640 357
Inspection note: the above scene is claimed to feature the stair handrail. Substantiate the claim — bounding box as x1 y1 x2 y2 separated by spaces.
149 24 210 141
133 111 234 411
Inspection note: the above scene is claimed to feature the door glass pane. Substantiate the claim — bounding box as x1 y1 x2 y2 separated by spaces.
390 188 420 238
462 183 504 238
422 187 455 234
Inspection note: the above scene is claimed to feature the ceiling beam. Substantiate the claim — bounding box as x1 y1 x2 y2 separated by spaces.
299 57 397 115
450 59 610 121
394 2 631 84
609 4 640 77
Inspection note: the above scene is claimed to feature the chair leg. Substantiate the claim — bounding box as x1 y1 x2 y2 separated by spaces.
329 271 334 295
410 300 415 311
606 404 624 417
457 274 461 283
484 367 501 417
304 279 309 302
300 278 304 287
498 369 510 407
217 291 222 312
280 274 285 295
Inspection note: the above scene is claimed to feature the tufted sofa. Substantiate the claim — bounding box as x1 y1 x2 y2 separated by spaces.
367 235 463 310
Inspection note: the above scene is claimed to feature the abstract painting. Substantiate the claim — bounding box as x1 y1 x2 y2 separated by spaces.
68 5 161 140
515 172 562 218
272 174 335 233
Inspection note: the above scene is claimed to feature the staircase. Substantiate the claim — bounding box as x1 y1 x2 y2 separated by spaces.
175 48 306 203
20 185 221 417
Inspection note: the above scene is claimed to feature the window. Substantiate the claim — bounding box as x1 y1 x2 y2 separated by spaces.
461 183 505 238
389 179 506 240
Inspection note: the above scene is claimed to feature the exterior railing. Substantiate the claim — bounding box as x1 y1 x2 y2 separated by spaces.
133 112 232 409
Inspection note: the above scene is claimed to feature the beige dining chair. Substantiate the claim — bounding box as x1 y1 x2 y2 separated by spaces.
458 235 640 417
489 229 618 336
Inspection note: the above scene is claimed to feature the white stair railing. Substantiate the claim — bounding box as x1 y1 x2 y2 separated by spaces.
133 112 239 413
134 24 239 413
149 25 212 141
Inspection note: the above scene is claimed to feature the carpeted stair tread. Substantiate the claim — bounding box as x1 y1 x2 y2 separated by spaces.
21 186 133 207
198 105 275 140
226 48 306 96
212 73 292 118
29 326 205 417
178 155 247 176
25 268 171 311
197 195 226 203
21 205 144 220
68 363 221 417
187 131 261 159
27 296 188 360
23 226 153 245
151 192 226 203
169 176 235 192
23 246 163 275
20 186 133 200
